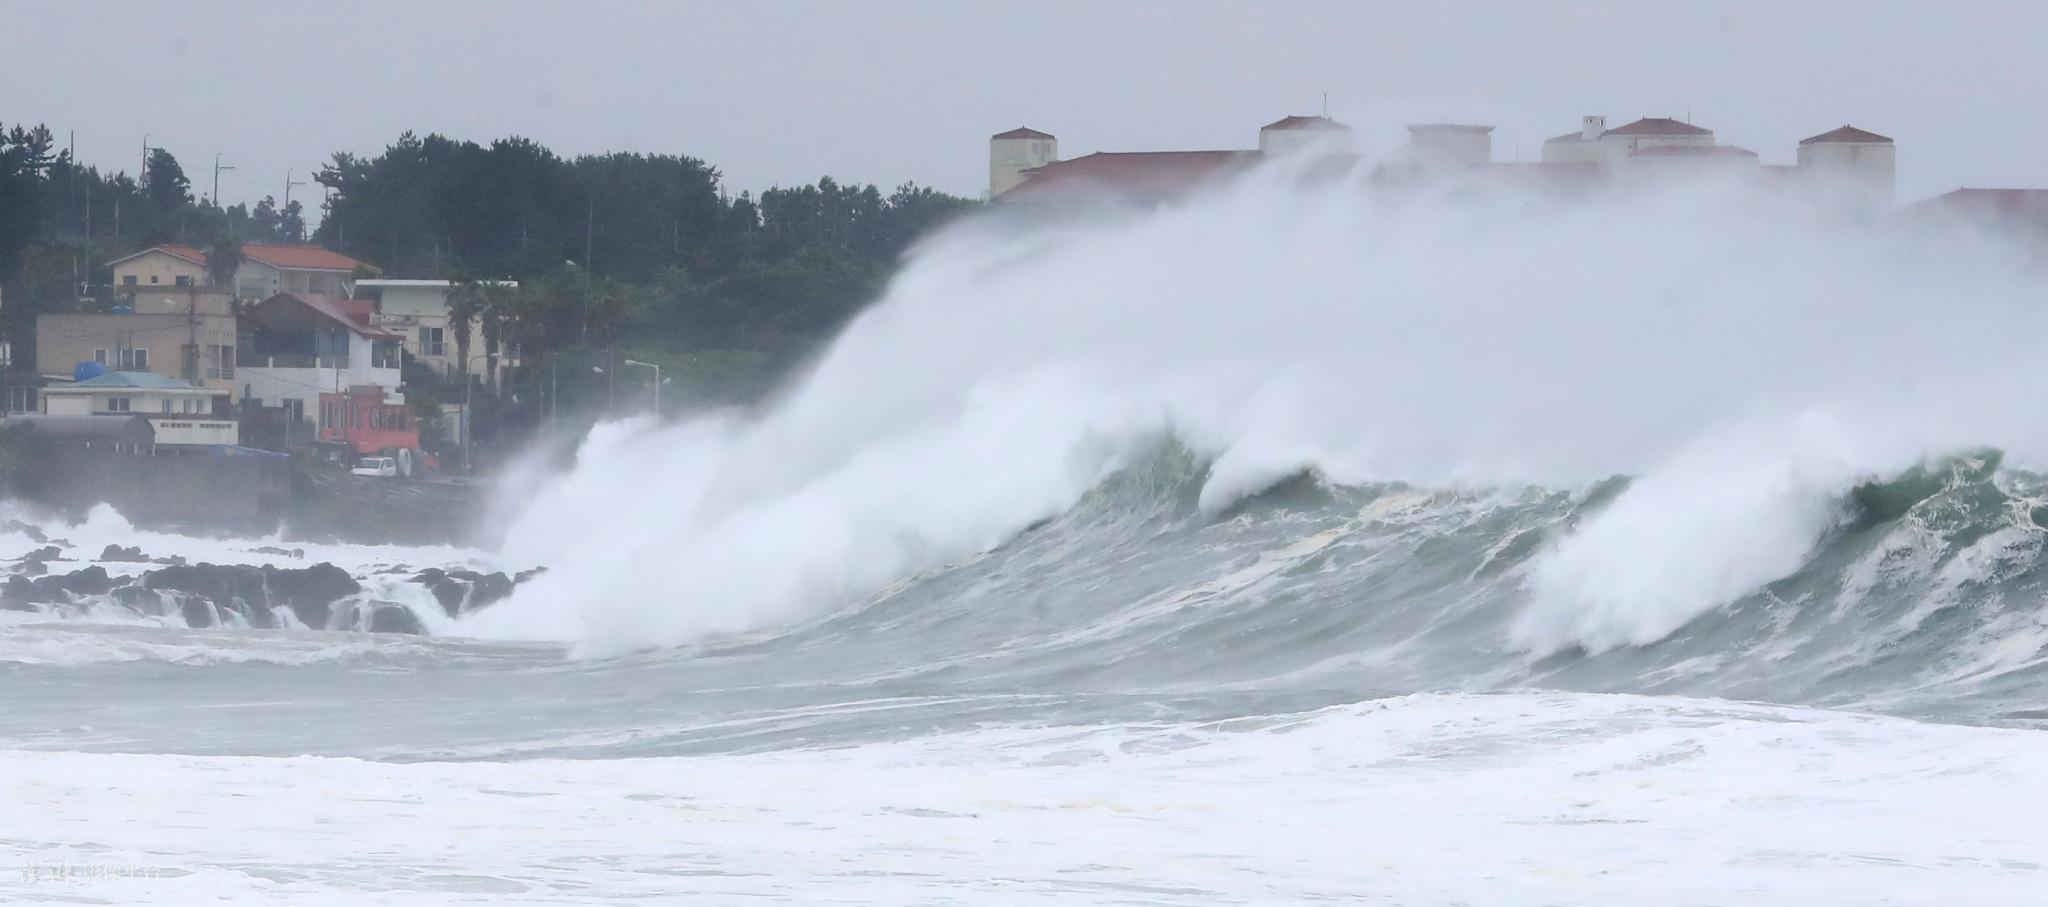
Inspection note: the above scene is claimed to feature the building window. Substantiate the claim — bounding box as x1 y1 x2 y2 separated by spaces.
120 349 148 371
122 275 137 286
283 399 304 423
420 326 445 357
93 349 108 365
150 275 160 284
162 399 173 415
175 275 194 286
5 387 32 414
207 344 235 380
107 397 130 413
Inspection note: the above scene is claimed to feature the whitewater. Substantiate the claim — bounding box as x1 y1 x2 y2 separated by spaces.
9 163 2048 904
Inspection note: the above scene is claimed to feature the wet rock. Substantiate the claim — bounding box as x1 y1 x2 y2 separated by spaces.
2 575 53 609
264 563 361 629
1 520 48 543
110 585 159 612
144 563 268 607
19 545 62 564
36 566 116 598
410 568 467 618
250 546 305 559
366 602 424 635
13 560 46 577
411 568 514 618
514 567 548 585
99 544 149 563
179 595 216 628
1 576 43 611
150 555 187 567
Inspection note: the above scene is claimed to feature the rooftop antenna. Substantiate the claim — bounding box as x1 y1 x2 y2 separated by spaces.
1322 93 1329 118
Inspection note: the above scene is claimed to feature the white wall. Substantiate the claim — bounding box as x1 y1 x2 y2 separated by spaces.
1797 142 1896 210
239 329 402 431
990 136 1057 198
1259 125 1352 157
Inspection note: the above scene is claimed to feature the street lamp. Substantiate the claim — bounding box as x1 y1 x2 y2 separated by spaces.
621 359 660 414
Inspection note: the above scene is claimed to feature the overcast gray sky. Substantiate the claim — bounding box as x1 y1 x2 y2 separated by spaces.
7 0 2046 215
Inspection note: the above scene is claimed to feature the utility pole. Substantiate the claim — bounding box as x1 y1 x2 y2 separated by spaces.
140 134 150 189
113 195 121 239
284 170 306 238
213 154 235 209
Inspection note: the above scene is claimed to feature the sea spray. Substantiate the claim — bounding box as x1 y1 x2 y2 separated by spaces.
476 159 2048 656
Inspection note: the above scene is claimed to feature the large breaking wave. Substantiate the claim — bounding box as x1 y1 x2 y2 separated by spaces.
465 158 2048 696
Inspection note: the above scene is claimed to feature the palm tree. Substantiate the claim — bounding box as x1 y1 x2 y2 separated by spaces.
204 240 245 296
448 279 482 386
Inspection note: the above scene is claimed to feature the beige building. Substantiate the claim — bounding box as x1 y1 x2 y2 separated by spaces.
106 243 374 302
355 279 519 381
36 310 239 394
39 371 237 447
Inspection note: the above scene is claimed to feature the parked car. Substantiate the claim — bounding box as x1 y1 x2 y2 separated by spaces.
352 456 399 478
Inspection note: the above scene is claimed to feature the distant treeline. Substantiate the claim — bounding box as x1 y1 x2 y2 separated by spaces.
0 122 980 413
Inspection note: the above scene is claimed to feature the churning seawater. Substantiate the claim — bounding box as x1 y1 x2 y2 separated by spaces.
10 169 2048 904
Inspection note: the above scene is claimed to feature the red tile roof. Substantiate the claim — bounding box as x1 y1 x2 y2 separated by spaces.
248 291 401 340
1603 117 1712 137
1631 144 1757 157
997 150 1260 202
106 242 373 273
241 244 368 272
1799 125 1892 145
992 127 1054 140
1911 188 2048 230
1262 115 1348 132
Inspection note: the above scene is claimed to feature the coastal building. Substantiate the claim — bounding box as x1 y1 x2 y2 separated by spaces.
317 384 421 461
352 279 519 381
236 291 403 445
106 243 374 302
1797 125 1896 210
989 115 1346 204
35 303 239 395
38 371 238 448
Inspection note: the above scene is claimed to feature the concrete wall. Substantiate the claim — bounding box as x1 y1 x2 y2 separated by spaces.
20 447 289 526
111 250 207 289
1796 141 1896 211
35 313 240 391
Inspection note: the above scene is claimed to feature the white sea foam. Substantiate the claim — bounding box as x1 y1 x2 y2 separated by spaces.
4 692 2043 905
470 161 2048 656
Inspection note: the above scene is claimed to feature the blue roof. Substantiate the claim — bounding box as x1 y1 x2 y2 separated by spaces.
70 371 204 390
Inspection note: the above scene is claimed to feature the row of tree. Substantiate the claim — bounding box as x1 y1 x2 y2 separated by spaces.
0 124 981 417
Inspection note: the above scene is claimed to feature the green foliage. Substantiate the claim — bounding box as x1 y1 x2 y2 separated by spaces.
0 122 984 431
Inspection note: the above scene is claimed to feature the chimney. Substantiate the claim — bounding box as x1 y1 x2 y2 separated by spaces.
1582 115 1606 141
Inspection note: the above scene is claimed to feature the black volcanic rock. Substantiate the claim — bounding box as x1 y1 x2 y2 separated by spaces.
263 563 361 629
367 602 425 635
37 566 115 598
19 545 62 564
99 544 149 562
14 560 45 577
410 568 515 618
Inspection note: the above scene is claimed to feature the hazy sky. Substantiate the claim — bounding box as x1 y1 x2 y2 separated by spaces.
7 1 2046 214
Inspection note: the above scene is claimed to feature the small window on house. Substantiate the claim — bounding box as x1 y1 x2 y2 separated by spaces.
175 275 194 286
122 275 137 286
122 349 148 371
150 275 160 284
93 349 109 365
162 399 173 414
107 397 130 413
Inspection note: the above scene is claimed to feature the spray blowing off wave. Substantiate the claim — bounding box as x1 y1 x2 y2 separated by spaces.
471 159 2048 658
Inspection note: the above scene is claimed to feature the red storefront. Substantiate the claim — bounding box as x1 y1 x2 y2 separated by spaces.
317 385 419 455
